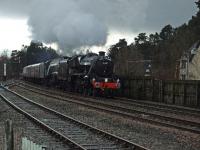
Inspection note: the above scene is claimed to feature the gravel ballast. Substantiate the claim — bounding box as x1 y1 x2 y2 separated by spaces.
0 89 72 150
11 86 200 150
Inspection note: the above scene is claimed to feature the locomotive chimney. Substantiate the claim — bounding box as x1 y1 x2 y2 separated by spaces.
99 51 105 57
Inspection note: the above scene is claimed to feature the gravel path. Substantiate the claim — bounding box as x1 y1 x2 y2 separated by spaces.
11 86 200 150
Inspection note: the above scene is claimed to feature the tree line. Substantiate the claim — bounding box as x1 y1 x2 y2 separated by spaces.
1 1 199 79
108 0 200 79
0 41 59 78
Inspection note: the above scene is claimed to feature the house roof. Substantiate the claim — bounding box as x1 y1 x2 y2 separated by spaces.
189 40 200 62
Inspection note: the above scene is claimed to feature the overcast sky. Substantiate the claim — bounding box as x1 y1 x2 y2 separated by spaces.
0 0 197 54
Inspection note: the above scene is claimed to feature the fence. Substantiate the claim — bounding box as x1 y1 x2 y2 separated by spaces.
117 77 200 108
22 138 47 150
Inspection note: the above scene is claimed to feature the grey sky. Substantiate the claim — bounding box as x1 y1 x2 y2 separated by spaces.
0 0 197 53
145 0 197 30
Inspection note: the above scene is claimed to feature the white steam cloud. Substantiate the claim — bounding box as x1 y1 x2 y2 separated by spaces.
0 0 196 53
27 0 148 53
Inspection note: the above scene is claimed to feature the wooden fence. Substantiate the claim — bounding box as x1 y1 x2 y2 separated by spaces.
116 78 200 108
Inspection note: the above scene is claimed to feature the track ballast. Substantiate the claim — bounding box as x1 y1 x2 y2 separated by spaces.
0 85 147 150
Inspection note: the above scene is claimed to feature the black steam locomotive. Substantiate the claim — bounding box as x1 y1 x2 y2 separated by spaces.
22 51 120 96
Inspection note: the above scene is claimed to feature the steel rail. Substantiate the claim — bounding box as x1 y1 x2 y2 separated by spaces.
1 86 148 150
14 84 200 134
117 97 200 116
20 81 200 117
0 89 86 150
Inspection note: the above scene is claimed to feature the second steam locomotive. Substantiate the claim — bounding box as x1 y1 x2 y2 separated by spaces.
22 51 120 96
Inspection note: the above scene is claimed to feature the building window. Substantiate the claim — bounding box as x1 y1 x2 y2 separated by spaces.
181 60 187 69
181 75 186 80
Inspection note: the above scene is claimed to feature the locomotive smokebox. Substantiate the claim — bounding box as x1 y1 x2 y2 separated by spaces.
99 51 105 57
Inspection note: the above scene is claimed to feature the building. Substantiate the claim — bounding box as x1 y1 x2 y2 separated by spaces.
125 60 152 77
179 41 200 80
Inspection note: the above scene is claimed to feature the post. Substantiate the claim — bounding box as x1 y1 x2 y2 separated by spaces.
5 120 14 150
161 80 164 103
197 82 200 108
172 82 175 104
183 83 187 106
3 63 7 81
128 79 131 98
152 79 154 101
142 78 145 100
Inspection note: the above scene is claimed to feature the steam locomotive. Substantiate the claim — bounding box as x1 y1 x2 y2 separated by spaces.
22 51 120 96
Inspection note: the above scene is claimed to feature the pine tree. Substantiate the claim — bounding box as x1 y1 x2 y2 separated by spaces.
195 0 200 10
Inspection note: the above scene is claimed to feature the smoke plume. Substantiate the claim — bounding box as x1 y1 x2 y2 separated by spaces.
0 0 196 54
27 0 148 53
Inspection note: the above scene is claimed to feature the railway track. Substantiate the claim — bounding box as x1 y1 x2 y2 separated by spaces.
19 81 200 118
13 82 200 135
0 95 73 149
0 85 147 150
116 97 200 117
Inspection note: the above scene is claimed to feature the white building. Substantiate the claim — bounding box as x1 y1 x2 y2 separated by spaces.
179 41 200 80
